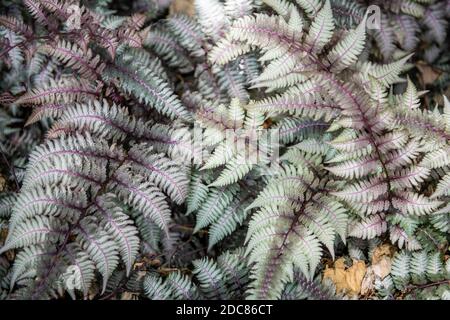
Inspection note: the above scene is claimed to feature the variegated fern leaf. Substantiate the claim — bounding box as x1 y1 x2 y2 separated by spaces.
376 249 450 300
1 0 449 302
0 98 190 298
209 0 449 299
244 139 348 299
144 248 249 300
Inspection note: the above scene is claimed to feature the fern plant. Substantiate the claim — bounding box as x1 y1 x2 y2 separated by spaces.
331 0 450 103
375 250 450 299
144 248 249 300
0 0 195 299
0 0 449 301
208 0 449 299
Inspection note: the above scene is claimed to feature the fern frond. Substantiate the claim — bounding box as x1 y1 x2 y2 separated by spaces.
326 13 367 72
15 79 99 106
39 40 105 81
104 50 192 121
306 0 334 54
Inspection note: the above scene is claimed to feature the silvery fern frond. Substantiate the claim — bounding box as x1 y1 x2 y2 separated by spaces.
1 0 449 302
144 249 249 300
2 98 190 298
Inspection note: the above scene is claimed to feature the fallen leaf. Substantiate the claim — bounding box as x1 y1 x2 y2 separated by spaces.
0 175 6 192
323 258 366 296
371 244 395 279
121 291 139 300
361 244 396 295
417 61 442 86
169 0 195 16
371 244 396 264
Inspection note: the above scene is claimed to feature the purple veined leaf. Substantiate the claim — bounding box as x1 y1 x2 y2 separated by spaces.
349 213 387 239
93 195 139 276
392 192 443 216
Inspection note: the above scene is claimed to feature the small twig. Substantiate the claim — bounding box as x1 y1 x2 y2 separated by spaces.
171 223 208 235
405 280 450 295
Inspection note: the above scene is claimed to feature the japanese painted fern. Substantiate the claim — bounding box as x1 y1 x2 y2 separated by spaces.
0 0 448 300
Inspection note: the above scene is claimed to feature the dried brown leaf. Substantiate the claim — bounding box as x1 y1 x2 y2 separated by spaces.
169 0 195 17
120 292 139 300
361 244 396 296
323 258 366 296
0 175 5 192
417 61 442 86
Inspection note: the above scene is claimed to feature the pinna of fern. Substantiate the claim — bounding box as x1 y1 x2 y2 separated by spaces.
210 0 447 251
330 0 450 104
185 93 330 251
0 0 208 299
190 0 352 254
0 0 449 301
183 96 264 250
394 94 450 251
0 0 217 298
281 270 340 300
